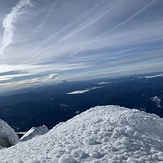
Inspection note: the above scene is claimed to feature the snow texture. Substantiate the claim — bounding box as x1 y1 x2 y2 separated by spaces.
1 105 163 162
20 125 49 141
0 119 19 149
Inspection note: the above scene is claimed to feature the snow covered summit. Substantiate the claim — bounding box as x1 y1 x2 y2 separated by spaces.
1 105 163 162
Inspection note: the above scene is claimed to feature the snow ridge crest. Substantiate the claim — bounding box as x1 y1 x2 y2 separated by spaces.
1 105 163 162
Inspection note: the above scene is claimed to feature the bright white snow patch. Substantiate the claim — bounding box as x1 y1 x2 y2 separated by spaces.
67 86 103 94
20 125 49 141
151 96 162 108
0 119 19 149
1 105 163 162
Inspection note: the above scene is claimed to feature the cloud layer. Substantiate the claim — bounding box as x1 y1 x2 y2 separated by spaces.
0 0 32 57
0 0 163 91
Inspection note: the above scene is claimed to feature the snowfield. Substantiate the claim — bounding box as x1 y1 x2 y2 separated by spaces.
1 105 163 162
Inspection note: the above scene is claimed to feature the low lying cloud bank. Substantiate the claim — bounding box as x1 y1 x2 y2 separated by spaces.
67 86 103 95
138 74 163 79
1 105 163 162
98 82 110 85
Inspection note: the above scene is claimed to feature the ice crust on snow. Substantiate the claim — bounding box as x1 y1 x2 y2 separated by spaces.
0 119 19 149
20 125 49 141
1 105 163 162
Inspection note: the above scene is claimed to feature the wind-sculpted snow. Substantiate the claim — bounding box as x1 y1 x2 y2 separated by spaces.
0 119 19 149
20 125 49 141
1 105 163 162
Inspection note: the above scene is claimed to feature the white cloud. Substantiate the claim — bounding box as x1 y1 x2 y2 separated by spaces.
0 0 32 57
70 0 158 57
144 74 163 78
0 0 162 91
60 1 118 42
0 74 58 90
98 82 110 85
67 90 90 95
46 74 57 79
0 63 90 90
67 86 103 95
0 63 89 75
0 76 12 81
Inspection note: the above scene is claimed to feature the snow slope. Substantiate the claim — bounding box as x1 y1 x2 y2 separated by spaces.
1 105 163 162
20 125 49 141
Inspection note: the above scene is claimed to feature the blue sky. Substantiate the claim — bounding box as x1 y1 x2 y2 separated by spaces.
0 0 163 91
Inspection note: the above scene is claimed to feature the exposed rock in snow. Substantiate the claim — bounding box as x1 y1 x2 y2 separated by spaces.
1 105 163 162
151 96 162 108
20 125 49 141
0 119 19 149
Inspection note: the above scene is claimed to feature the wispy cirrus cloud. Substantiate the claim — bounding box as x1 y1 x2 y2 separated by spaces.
0 62 90 85
0 0 163 92
70 0 158 57
0 0 32 58
0 61 90 92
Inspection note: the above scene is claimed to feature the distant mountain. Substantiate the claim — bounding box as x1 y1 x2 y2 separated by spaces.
110 87 163 116
1 105 163 162
0 72 162 132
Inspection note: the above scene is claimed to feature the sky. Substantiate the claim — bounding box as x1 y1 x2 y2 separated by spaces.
0 0 163 92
